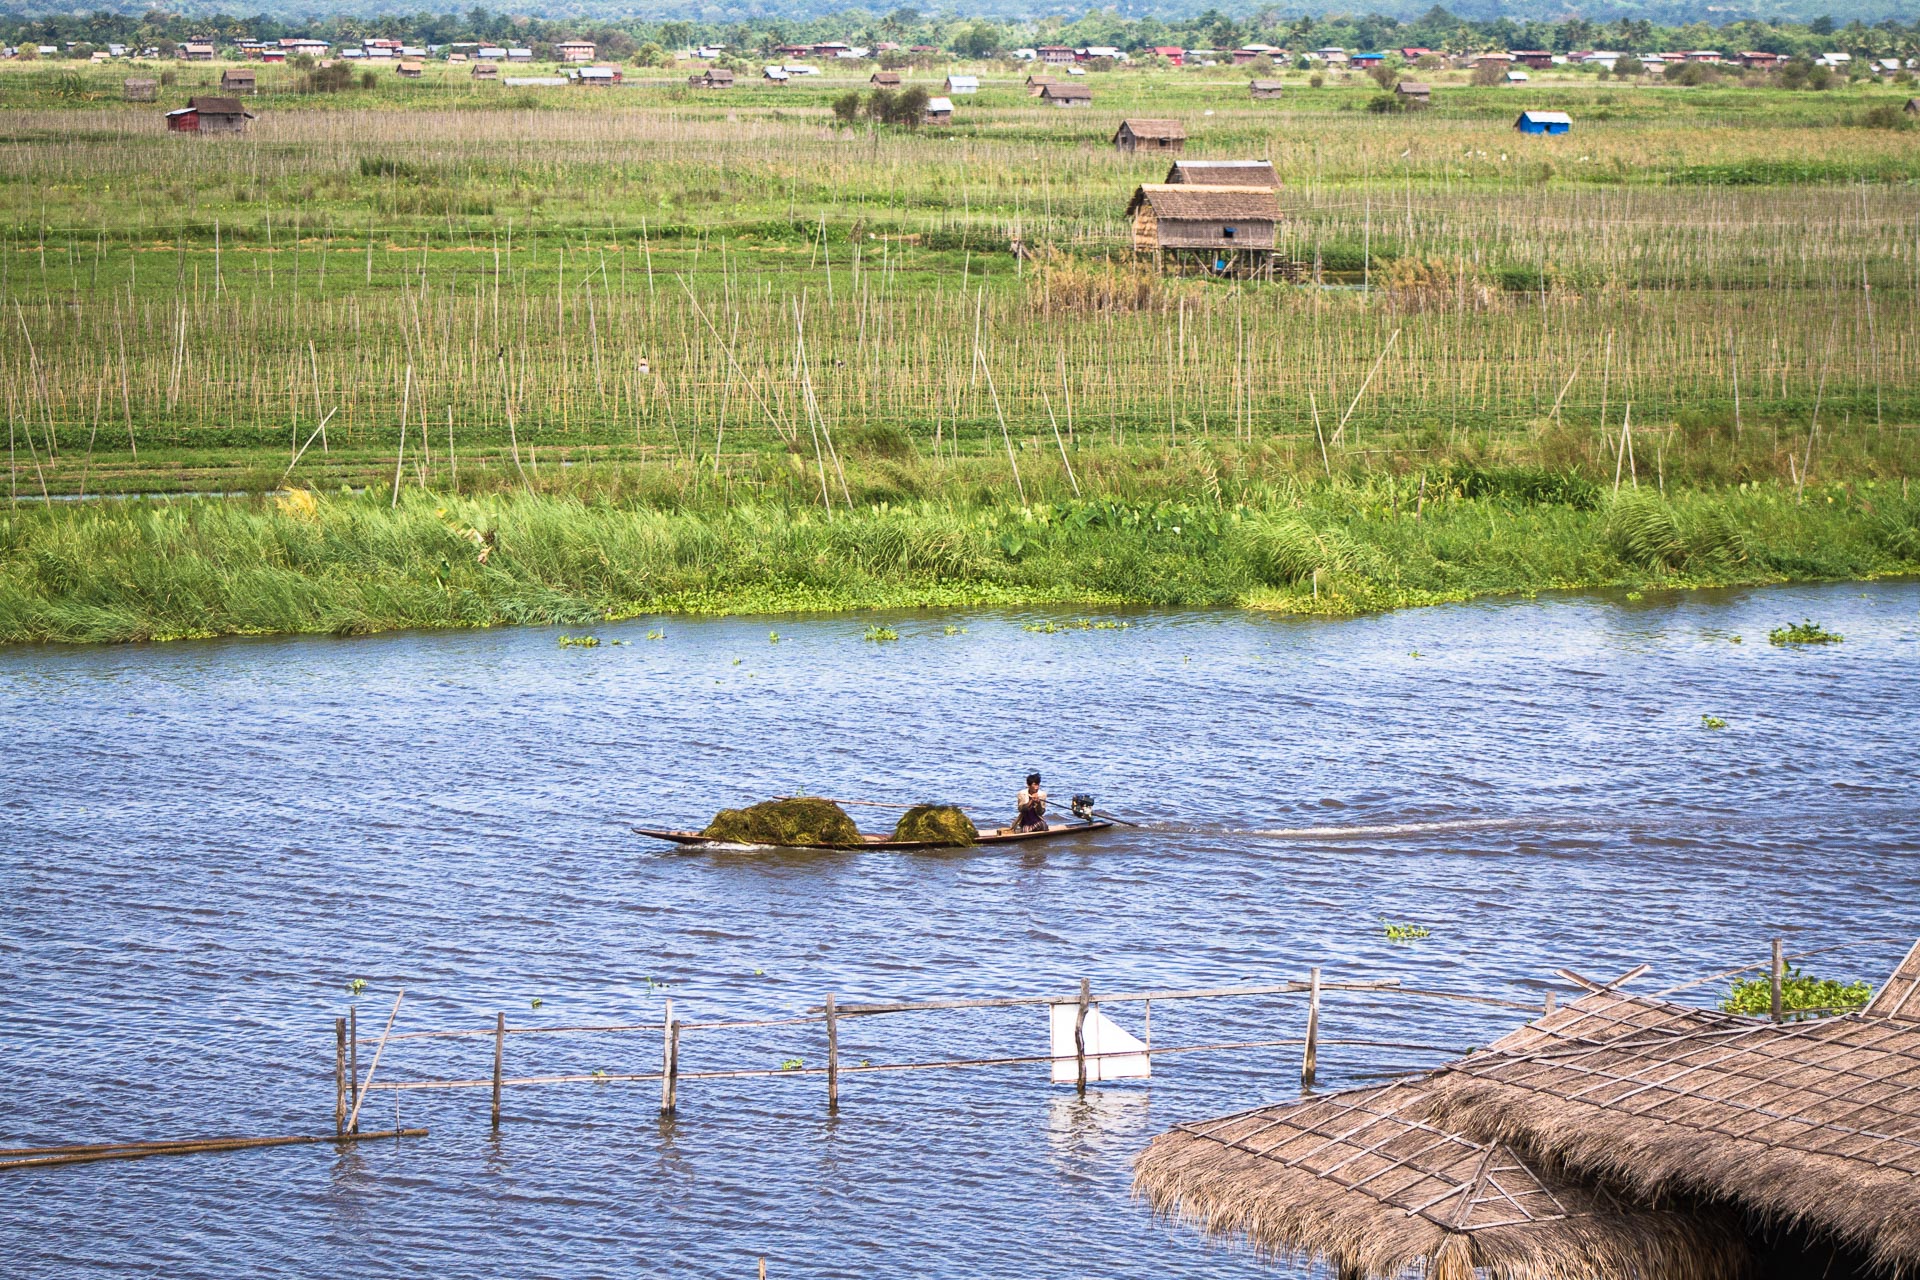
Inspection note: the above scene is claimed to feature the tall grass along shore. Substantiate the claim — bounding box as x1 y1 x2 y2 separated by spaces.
3 458 1914 644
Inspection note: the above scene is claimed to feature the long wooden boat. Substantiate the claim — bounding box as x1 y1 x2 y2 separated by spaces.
632 819 1114 851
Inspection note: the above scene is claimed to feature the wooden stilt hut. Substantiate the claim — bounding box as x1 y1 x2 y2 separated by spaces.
1136 1078 1748 1280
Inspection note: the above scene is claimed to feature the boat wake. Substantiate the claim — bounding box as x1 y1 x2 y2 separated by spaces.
1250 815 1591 840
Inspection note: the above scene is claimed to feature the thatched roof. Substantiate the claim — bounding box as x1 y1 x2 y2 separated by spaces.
1126 184 1279 221
1426 977 1920 1273
186 96 250 117
1396 79 1432 94
1039 82 1092 100
1865 937 1920 1018
1116 118 1186 141
1165 159 1277 187
1135 1078 1746 1280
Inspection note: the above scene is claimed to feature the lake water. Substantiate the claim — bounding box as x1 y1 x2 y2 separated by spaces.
3 580 1917 1278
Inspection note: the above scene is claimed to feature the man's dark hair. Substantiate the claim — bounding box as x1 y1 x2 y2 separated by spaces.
1026 772 1042 786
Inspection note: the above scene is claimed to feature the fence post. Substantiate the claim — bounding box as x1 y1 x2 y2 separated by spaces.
1301 967 1321 1091
660 999 678 1116
1074 978 1091 1095
491 1012 504 1131
334 1017 346 1136
1771 938 1784 1023
347 1006 359 1129
825 993 840 1112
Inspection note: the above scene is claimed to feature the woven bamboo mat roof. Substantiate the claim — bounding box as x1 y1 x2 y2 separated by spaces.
1134 1078 1745 1280
1428 953 1920 1272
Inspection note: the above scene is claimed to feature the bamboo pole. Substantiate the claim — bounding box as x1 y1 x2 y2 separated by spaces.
0 1129 427 1172
348 1007 358 1124
825 993 839 1112
660 999 678 1115
491 1012 504 1131
345 991 404 1134
335 1017 347 1135
1074 977 1090 1094
1771 938 1785 1024
1302 967 1321 1090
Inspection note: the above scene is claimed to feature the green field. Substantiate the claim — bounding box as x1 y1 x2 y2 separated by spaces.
1 57 1916 640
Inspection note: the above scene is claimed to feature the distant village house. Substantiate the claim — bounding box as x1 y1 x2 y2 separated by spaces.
1113 119 1186 153
165 96 255 134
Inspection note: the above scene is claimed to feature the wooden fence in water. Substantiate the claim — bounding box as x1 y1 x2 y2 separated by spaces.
332 970 1554 1134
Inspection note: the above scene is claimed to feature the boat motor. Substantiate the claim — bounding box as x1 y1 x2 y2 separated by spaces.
1070 794 1097 822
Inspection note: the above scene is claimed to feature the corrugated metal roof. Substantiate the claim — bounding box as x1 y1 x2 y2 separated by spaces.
1517 110 1572 125
1127 184 1280 220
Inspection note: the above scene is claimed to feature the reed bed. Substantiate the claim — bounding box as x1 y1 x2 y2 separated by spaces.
2 473 1914 643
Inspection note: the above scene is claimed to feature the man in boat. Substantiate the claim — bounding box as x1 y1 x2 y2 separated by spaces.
1013 773 1050 833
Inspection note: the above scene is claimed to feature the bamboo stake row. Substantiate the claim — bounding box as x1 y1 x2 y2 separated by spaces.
338 973 1554 1125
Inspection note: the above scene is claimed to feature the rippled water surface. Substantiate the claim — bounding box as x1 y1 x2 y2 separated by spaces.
4 581 1918 1278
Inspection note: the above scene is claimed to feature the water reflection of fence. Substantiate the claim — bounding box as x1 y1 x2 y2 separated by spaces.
333 973 1550 1135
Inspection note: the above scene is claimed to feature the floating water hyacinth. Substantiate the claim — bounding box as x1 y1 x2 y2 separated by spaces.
1769 620 1842 646
864 625 899 643
1701 715 1728 729
558 634 599 648
1382 920 1432 941
1022 618 1128 634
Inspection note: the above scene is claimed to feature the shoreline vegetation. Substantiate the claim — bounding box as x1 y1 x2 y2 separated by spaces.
3 454 1915 644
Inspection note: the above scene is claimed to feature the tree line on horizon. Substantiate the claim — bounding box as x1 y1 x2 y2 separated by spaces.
5 4 1919 64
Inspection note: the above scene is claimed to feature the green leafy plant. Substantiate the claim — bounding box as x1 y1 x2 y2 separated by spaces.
943 625 966 635
529 997 543 1010
780 1057 804 1071
863 624 899 643
557 633 599 647
1701 715 1728 729
645 629 665 641
591 1068 608 1082
1720 966 1870 1020
768 631 780 643
345 978 367 995
1022 618 1127 633
1770 620 1842 646
1382 919 1432 941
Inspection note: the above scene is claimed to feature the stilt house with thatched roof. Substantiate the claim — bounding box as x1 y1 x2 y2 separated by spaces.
1126 184 1278 277
1138 939 1920 1278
